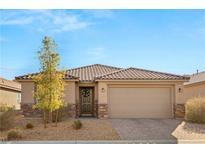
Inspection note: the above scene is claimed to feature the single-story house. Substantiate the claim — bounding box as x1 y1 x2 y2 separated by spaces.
184 71 205 101
15 64 189 118
0 77 21 110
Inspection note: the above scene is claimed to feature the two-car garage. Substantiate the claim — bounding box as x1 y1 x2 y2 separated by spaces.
108 86 173 118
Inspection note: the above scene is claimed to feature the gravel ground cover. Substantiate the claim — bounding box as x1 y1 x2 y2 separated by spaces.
1 117 120 141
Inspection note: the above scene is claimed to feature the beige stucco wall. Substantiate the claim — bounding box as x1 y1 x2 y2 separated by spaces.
98 82 107 104
97 81 186 118
175 83 185 104
64 81 76 105
20 81 77 105
0 88 21 109
18 79 186 115
184 82 205 102
98 81 185 106
21 82 35 104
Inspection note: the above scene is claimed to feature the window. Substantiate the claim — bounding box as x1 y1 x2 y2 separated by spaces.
17 93 21 104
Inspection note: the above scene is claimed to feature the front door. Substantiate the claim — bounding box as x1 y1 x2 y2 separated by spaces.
80 87 94 116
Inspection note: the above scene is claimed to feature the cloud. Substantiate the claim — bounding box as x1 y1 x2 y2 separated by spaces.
0 10 115 33
0 10 91 33
0 10 34 25
87 47 106 59
0 17 33 25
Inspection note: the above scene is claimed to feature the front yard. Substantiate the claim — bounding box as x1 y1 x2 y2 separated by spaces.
1 117 205 143
0 117 120 141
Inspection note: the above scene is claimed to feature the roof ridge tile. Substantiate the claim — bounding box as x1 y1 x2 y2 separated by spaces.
95 68 127 79
67 64 121 71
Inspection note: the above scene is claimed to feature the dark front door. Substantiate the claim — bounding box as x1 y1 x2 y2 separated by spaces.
80 87 94 116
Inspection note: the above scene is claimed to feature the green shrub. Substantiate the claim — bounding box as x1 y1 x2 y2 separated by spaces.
7 130 22 140
0 105 15 131
72 120 82 130
26 123 34 129
185 97 205 123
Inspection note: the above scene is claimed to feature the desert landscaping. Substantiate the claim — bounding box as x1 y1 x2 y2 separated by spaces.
1 114 205 143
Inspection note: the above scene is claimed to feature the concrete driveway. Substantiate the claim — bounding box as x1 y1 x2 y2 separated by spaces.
110 119 182 143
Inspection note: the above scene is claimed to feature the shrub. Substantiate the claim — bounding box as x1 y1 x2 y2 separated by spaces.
7 130 22 140
26 123 34 129
0 104 12 112
185 97 205 124
72 120 82 130
0 105 15 131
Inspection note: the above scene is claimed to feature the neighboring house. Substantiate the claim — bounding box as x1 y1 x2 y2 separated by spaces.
15 64 189 118
0 77 21 109
184 71 205 102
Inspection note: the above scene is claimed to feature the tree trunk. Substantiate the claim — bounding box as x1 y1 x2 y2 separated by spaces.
43 110 47 128
51 111 53 123
49 111 52 123
55 110 59 127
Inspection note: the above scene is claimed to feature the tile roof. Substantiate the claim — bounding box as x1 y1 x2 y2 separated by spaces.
0 77 21 91
184 71 205 85
15 72 78 80
66 64 121 82
95 67 189 80
15 64 189 82
15 64 121 82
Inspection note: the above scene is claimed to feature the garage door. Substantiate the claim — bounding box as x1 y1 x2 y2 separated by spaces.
108 87 172 118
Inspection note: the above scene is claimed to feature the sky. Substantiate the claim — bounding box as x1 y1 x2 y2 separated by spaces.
0 9 205 80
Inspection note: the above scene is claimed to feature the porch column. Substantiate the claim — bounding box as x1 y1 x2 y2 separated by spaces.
98 82 108 119
174 83 185 118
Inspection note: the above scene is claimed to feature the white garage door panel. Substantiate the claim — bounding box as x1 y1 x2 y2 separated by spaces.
109 87 172 118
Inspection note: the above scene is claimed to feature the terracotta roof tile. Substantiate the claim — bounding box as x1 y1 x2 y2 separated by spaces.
15 64 189 82
96 67 189 80
15 72 78 80
15 64 121 82
65 64 121 82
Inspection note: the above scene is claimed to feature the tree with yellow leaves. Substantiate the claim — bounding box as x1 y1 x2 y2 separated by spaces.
33 36 64 128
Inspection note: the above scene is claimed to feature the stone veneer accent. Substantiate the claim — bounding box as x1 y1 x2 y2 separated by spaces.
175 104 185 118
21 103 41 117
68 103 80 118
98 104 108 119
93 100 98 117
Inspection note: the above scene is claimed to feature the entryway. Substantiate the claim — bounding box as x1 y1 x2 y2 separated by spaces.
79 87 94 117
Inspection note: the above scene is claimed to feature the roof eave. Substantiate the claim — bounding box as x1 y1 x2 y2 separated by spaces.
184 80 205 86
15 78 79 82
0 85 21 92
95 79 189 82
